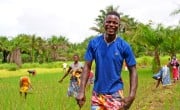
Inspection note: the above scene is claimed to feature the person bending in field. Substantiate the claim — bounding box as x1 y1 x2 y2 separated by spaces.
152 64 171 88
59 54 83 97
62 63 68 73
19 76 32 99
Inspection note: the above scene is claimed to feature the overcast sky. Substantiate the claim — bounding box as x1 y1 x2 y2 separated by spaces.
0 0 180 43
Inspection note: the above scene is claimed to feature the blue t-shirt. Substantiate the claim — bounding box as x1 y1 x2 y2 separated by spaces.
84 34 136 94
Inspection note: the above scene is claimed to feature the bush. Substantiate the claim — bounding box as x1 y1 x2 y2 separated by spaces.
136 56 152 67
8 66 18 71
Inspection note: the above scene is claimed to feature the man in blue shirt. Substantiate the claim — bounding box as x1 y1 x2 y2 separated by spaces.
76 11 138 110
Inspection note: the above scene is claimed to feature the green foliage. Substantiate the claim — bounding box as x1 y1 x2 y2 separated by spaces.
170 6 180 15
0 63 18 70
136 56 152 67
8 66 18 71
90 5 120 33
21 53 31 63
21 62 63 68
0 7 180 65
151 57 159 73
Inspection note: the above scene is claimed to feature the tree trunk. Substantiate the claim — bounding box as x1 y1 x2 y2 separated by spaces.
9 48 22 67
2 50 9 63
152 47 161 73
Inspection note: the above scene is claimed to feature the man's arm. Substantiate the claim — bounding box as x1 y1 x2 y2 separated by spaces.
27 77 33 88
19 78 22 87
123 65 138 109
59 67 72 82
129 65 138 98
76 61 92 108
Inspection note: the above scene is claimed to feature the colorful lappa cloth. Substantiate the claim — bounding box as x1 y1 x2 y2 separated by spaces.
152 65 171 86
71 70 81 85
67 72 80 97
20 85 29 93
172 66 179 80
91 90 124 110
19 76 31 93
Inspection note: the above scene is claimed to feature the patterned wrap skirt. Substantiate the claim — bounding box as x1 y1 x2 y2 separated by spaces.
91 90 124 110
67 78 80 97
172 66 179 80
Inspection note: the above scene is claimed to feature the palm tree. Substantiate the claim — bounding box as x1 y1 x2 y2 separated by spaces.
161 25 180 57
57 35 70 61
34 37 48 63
170 6 180 15
90 5 120 33
47 35 70 61
132 24 165 73
90 5 139 40
8 34 32 67
0 36 10 63
120 15 138 34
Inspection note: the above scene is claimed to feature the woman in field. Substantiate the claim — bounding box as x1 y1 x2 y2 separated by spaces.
153 64 171 88
19 76 32 99
59 54 83 97
170 56 179 83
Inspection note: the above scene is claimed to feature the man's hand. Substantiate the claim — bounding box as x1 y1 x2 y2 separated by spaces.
76 92 86 108
121 96 135 110
58 79 63 83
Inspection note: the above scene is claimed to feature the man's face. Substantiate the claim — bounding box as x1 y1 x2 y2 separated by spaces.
73 55 79 62
104 15 120 36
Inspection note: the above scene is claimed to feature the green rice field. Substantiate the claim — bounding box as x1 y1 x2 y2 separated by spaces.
0 66 180 110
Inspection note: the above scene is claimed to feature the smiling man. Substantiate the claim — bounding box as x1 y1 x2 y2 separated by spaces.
76 11 138 110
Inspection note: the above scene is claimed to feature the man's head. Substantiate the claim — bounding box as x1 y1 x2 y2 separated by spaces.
106 11 120 19
104 11 120 36
173 56 176 60
73 54 79 62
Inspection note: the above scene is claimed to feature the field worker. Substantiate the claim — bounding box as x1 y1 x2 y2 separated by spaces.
178 65 180 79
62 63 67 73
19 76 32 99
170 56 179 83
59 54 83 97
76 11 138 110
153 64 171 88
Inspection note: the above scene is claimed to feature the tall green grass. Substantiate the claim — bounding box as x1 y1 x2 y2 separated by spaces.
0 70 92 110
0 66 180 110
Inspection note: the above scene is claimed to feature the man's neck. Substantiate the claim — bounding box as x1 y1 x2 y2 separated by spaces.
104 34 116 43
74 61 78 64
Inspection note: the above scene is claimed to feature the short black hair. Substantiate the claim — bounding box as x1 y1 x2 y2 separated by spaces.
73 53 79 57
106 11 120 19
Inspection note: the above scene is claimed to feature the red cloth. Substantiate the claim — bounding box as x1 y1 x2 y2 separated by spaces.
88 71 94 79
172 67 179 79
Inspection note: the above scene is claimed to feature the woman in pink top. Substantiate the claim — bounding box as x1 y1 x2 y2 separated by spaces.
170 56 179 83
